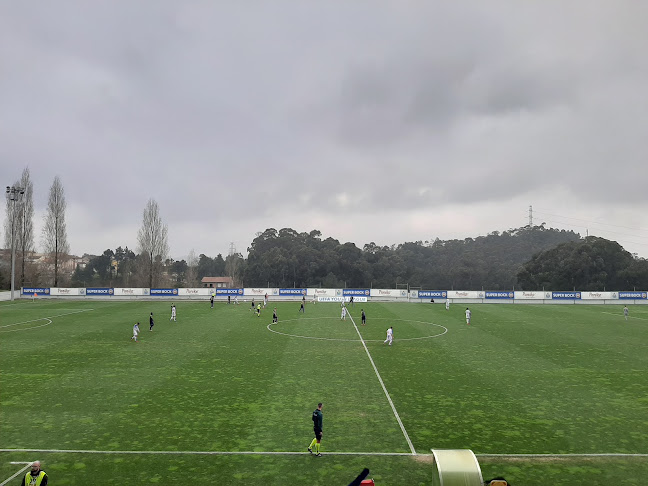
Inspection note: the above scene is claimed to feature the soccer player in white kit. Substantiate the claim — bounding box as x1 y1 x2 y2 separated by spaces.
465 308 471 325
170 303 177 321
131 322 140 342
341 305 347 320
384 326 393 346
446 298 450 310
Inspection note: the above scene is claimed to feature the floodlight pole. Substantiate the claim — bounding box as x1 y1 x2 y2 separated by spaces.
6 185 25 301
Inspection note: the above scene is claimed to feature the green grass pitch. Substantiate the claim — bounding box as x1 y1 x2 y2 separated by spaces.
1 299 648 485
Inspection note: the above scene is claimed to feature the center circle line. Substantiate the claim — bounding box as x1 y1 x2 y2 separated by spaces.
266 317 448 342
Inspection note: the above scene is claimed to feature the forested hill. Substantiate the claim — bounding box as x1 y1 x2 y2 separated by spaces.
242 225 581 290
517 236 648 291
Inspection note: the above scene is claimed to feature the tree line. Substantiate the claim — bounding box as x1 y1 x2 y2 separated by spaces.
3 168 69 288
1 169 172 290
4 167 648 291
69 225 648 291
241 225 583 290
517 236 648 291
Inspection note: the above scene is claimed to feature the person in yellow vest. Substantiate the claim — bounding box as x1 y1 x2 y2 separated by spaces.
22 461 47 486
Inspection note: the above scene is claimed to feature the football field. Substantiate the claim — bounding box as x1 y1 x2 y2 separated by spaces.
1 299 648 485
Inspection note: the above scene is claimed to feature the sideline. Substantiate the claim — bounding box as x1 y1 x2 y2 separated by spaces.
3 448 646 458
0 448 411 456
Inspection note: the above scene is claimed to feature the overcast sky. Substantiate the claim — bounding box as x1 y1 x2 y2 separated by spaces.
2 1 648 261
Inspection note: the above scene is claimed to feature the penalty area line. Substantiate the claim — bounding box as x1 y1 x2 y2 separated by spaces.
0 463 32 486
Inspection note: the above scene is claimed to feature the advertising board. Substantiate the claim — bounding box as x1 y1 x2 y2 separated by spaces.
50 288 83 296
580 291 616 300
22 287 50 296
278 288 307 296
342 289 371 297
417 290 447 299
114 288 148 296
447 290 484 299
176 288 212 297
311 288 337 297
150 288 178 296
514 291 550 300
485 291 514 299
86 288 114 296
217 288 244 295
552 291 581 300
618 291 647 299
370 289 409 298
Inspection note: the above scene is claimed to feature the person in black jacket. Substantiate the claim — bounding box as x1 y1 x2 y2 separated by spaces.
308 402 323 456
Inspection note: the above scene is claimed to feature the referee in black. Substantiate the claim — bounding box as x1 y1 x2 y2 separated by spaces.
308 402 323 456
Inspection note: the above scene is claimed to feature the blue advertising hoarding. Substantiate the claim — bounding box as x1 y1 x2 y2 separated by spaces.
343 289 370 297
552 291 581 300
22 287 50 295
150 288 178 296
618 291 647 299
418 290 447 299
279 288 307 296
216 288 243 295
485 291 514 299
86 288 114 295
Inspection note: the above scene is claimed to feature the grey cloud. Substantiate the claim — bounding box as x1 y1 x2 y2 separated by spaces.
1 1 648 258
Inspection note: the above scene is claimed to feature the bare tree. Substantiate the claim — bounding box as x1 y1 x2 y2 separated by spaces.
136 199 169 288
41 176 70 286
17 168 35 286
225 252 245 287
185 249 199 287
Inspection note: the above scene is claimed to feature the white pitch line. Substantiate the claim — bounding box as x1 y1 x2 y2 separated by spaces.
476 453 648 458
347 313 417 455
4 448 646 458
266 317 446 342
0 309 94 332
601 312 648 321
0 463 32 486
0 448 411 457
